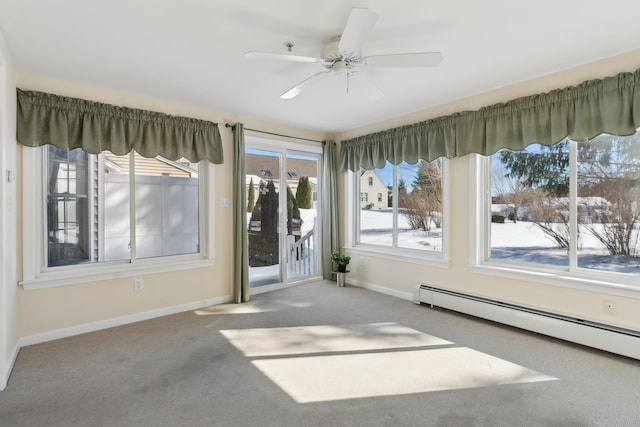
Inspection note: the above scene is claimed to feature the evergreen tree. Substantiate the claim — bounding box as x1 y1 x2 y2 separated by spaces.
261 180 278 236
247 177 255 213
295 176 312 209
499 140 570 197
398 178 407 197
286 185 301 235
248 179 278 267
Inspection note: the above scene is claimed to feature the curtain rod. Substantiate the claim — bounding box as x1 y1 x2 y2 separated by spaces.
225 123 324 143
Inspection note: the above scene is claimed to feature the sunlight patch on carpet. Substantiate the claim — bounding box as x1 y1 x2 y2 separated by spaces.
195 304 271 315
221 322 557 402
253 347 556 402
220 322 452 356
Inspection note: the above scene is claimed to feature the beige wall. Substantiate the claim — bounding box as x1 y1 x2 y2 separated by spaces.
15 75 329 339
336 49 640 332
1 27 18 390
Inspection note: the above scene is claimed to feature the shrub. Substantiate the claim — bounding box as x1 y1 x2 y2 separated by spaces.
491 214 505 223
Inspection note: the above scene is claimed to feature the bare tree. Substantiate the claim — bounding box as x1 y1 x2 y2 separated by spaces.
526 191 571 249
400 160 442 231
580 176 640 257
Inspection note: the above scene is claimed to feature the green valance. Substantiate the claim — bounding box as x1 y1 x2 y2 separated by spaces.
16 89 224 164
340 67 640 171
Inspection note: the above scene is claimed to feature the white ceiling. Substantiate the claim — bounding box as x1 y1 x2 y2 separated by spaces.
2 0 640 134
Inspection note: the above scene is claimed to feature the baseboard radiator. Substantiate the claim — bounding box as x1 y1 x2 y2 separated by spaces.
414 284 640 360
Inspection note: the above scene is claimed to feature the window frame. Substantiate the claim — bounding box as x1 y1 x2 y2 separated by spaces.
470 152 640 299
345 159 450 267
20 146 215 290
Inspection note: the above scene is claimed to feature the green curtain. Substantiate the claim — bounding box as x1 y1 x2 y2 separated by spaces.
233 124 249 303
16 89 223 163
340 67 640 171
321 140 339 280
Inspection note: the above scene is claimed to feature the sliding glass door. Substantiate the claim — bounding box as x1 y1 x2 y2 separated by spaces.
245 138 322 290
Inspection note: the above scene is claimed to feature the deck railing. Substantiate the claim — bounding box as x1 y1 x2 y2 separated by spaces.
288 227 314 276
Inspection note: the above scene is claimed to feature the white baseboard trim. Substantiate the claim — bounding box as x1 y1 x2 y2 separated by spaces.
18 295 233 348
347 278 414 302
0 342 20 391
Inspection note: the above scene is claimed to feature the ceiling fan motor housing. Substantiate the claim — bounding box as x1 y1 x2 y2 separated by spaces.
321 36 362 70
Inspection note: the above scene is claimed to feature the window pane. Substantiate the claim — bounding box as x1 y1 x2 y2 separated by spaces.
246 148 282 287
286 152 319 281
359 165 392 246
103 151 132 262
577 134 640 274
398 160 443 252
357 160 444 253
132 152 200 259
489 143 570 267
46 146 93 266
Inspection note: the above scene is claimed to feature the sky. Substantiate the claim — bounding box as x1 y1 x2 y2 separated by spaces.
372 161 421 190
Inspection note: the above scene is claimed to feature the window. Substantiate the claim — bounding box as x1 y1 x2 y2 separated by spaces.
368 176 374 186
22 145 212 288
355 160 447 257
360 192 369 202
482 131 640 287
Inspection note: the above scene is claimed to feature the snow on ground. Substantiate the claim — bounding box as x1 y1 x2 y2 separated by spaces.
360 209 441 251
360 209 640 274
489 221 640 274
248 208 640 284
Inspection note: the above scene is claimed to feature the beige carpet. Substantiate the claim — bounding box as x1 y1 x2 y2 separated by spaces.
1 281 639 427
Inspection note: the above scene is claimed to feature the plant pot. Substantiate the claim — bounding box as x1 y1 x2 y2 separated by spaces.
337 264 347 273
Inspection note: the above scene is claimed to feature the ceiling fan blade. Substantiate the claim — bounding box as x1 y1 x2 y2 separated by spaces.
244 51 318 63
280 71 332 99
364 52 444 68
337 8 378 54
349 73 384 99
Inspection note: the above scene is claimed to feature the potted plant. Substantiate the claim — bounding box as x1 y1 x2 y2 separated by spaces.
331 251 351 273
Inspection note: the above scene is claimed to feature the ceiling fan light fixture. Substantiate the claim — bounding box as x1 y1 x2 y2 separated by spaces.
333 61 349 75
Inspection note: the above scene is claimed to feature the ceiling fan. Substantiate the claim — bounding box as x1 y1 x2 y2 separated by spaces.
244 7 443 99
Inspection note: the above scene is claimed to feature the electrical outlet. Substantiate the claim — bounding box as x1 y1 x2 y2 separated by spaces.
134 278 144 292
603 300 616 314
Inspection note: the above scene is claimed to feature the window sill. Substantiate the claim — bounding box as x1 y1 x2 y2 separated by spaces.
470 263 640 300
346 245 450 269
20 256 215 291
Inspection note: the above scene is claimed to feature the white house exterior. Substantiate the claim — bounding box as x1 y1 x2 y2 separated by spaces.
360 170 389 209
